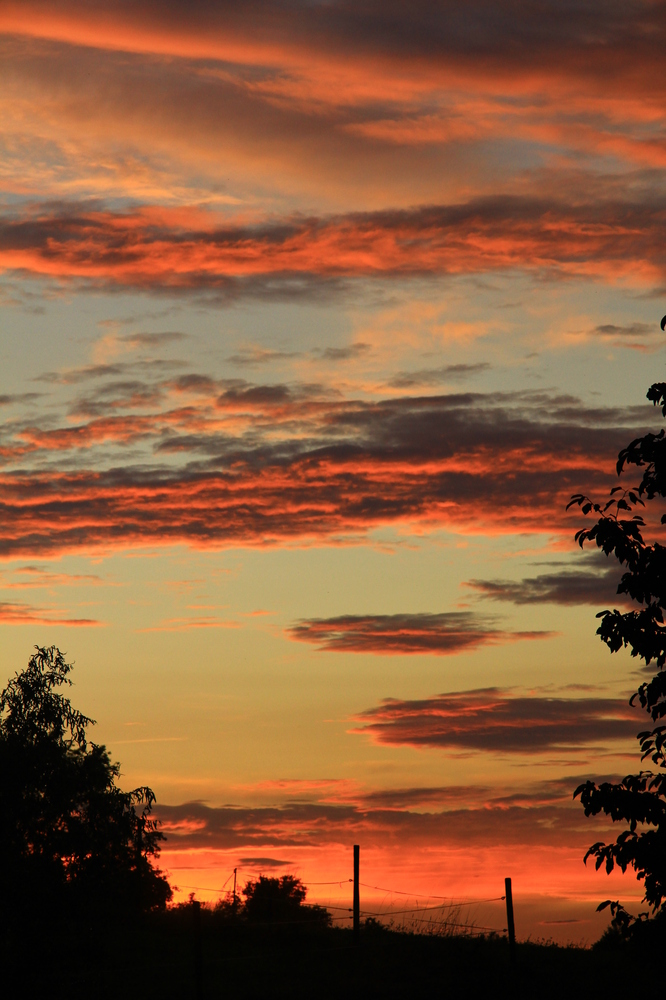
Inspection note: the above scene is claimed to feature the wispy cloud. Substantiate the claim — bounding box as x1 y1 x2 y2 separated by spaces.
591 322 654 339
238 856 294 869
0 565 103 589
226 347 302 367
316 343 371 362
139 616 241 632
121 331 187 347
388 363 490 389
0 599 102 626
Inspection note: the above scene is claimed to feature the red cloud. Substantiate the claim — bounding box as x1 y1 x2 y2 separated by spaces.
0 460 613 557
0 389 646 556
2 197 666 291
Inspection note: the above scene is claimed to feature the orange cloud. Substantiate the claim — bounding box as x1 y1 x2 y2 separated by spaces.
3 1 664 113
18 416 156 451
3 0 666 209
0 566 102 590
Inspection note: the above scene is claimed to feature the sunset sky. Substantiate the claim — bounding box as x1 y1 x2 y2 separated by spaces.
2 0 665 942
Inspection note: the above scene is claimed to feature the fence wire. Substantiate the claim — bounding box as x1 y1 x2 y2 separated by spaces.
171 868 507 936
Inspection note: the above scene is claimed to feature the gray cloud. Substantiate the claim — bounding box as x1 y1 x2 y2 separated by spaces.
316 343 371 362
0 393 42 406
592 323 655 339
226 347 302 367
38 358 182 385
389 363 490 389
238 856 294 868
121 331 188 347
467 557 626 606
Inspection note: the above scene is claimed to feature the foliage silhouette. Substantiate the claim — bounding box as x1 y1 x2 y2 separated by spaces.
0 645 171 924
241 875 331 926
568 377 666 931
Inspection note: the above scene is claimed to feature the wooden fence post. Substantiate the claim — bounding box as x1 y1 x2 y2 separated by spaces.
504 877 516 967
353 845 360 942
193 899 203 1000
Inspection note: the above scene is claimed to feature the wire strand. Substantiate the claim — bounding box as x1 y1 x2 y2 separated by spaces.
360 902 464 917
307 879 353 885
359 883 505 904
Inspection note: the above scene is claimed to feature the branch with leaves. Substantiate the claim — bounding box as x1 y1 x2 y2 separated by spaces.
568 380 666 927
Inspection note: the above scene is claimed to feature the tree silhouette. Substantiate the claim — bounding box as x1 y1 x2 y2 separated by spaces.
0 646 171 924
242 875 331 926
568 379 666 931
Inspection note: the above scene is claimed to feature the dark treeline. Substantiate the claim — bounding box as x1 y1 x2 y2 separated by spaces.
1 897 663 1000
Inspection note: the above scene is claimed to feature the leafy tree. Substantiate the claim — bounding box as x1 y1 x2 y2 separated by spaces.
242 875 331 926
568 379 666 931
0 646 171 923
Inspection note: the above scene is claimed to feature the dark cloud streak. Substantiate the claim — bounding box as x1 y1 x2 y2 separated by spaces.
354 688 638 752
287 612 551 655
467 562 626 606
154 787 606 853
389 363 490 389
0 387 656 556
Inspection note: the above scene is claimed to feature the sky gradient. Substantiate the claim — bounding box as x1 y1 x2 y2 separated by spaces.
2 0 664 942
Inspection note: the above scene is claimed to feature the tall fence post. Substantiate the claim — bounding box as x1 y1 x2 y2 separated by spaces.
353 844 360 942
193 898 203 1000
504 877 516 967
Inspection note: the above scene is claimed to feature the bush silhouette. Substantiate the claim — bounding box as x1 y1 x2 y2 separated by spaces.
0 646 171 924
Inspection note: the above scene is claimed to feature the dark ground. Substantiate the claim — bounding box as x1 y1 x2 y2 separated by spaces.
0 908 643 999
